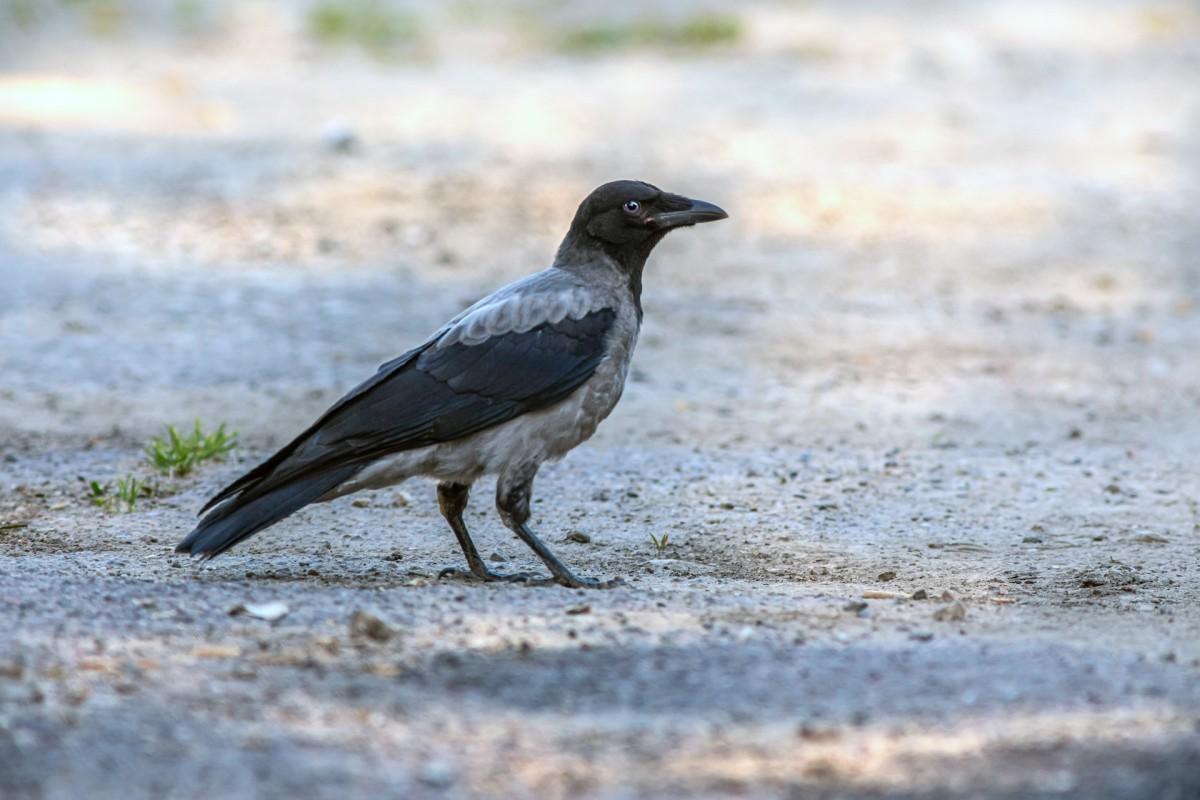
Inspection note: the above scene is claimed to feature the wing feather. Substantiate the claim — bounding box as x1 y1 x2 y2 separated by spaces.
186 308 616 551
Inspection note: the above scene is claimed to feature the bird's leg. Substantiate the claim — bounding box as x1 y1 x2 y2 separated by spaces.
496 469 622 590
435 481 550 584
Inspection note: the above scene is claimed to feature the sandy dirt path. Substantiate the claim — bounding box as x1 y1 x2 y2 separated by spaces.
2 2 1199 797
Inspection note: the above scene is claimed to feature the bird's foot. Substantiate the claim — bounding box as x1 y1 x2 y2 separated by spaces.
546 571 624 590
436 566 555 585
436 566 622 589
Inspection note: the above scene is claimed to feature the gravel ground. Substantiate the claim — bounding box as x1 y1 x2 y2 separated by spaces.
2 2 1200 798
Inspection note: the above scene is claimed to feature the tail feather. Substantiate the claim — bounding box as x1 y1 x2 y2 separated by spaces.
176 465 360 559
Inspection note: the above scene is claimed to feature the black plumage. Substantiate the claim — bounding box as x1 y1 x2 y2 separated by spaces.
175 180 726 588
177 310 615 558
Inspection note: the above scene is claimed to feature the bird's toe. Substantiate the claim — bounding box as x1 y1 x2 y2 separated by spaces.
437 566 476 581
552 573 624 590
436 566 556 585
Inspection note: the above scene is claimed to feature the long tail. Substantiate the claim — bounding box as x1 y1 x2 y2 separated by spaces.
175 465 360 559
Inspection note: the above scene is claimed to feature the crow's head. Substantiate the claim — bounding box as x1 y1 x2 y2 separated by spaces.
558 180 727 281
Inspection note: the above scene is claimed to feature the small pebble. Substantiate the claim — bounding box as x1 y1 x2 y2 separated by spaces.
349 610 393 642
229 601 290 622
320 117 358 154
933 601 967 622
419 761 456 788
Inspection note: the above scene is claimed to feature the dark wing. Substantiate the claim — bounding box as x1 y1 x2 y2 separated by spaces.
176 309 615 558
195 339 432 515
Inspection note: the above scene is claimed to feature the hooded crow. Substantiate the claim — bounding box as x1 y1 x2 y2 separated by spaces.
175 180 727 588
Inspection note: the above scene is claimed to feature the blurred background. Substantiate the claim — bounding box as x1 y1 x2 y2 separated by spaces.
3 0 1196 448
2 2 1200 798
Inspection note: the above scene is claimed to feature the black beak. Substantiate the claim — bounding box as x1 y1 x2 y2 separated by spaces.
649 197 729 230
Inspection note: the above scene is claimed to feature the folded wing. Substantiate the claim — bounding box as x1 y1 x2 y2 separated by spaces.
176 308 616 558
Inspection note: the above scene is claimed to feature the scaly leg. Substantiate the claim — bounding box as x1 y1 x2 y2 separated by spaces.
495 467 622 590
436 481 550 584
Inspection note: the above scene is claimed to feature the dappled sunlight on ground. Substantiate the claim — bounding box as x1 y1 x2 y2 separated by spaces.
2 1 1199 798
0 74 234 133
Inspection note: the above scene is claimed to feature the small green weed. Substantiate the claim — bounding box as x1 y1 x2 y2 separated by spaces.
89 475 153 513
649 532 670 556
5 0 41 29
307 0 421 56
559 14 742 54
4 0 217 36
672 14 742 48
145 420 237 477
80 0 125 35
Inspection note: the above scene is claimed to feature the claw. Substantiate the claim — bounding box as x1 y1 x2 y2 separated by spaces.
437 566 554 585
552 573 624 590
436 566 619 589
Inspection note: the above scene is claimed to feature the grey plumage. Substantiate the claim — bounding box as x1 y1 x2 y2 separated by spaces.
176 180 727 588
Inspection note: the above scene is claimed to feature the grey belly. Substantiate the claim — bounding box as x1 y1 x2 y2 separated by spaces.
324 300 639 499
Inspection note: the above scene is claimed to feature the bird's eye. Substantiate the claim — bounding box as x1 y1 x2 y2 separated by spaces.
623 200 641 214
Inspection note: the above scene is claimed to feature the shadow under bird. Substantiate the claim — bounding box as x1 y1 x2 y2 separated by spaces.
175 180 727 588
